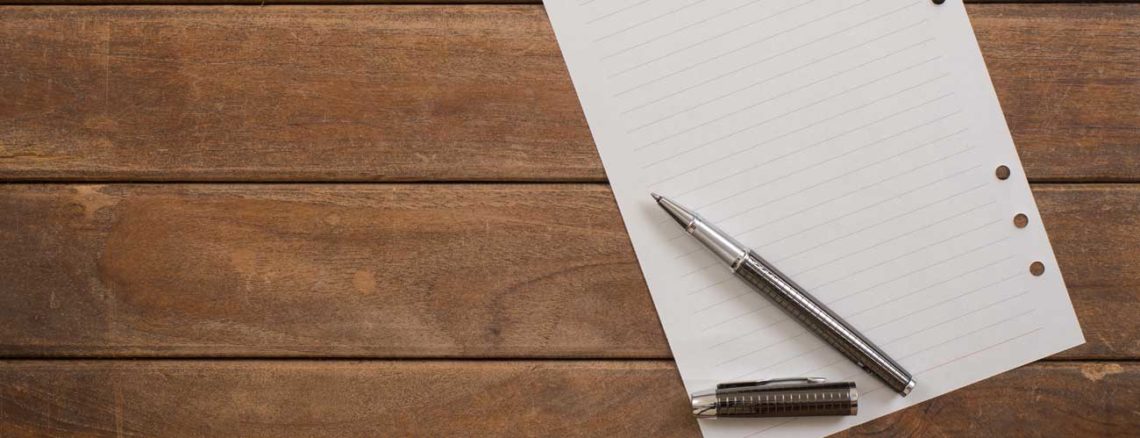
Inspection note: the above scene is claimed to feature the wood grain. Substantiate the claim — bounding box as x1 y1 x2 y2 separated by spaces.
0 184 660 358
1 184 1135 359
0 6 594 182
1 3 1133 436
1 5 1136 182
0 360 1135 437
1035 185 1140 359
974 5 1140 182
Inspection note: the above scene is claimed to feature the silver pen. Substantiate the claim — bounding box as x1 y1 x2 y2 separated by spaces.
652 194 915 396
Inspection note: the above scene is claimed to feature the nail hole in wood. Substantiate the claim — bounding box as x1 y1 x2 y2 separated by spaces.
1030 261 1045 276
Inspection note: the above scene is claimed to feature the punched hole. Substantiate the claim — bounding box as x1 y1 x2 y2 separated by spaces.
1013 213 1029 228
996 165 1011 180
1030 262 1045 276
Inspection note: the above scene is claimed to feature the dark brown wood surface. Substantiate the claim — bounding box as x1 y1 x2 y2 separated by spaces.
0 361 1135 437
1 2 1137 437
1 184 1137 360
0 5 1136 182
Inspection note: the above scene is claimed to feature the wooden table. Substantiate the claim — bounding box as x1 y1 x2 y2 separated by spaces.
1 1 1137 436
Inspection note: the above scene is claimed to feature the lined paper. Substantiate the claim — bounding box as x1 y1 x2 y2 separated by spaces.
544 0 1084 436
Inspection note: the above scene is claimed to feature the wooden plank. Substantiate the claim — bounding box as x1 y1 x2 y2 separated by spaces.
0 5 1136 182
973 4 1140 182
0 6 595 182
0 184 660 358
1035 185 1140 359
0 361 1136 436
0 360 698 437
1 184 1136 359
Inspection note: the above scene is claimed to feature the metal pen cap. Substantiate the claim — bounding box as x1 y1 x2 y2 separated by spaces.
691 378 858 418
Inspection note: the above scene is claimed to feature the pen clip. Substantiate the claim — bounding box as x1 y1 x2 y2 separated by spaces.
716 377 826 390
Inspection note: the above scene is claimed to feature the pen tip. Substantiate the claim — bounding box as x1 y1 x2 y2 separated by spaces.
651 192 663 202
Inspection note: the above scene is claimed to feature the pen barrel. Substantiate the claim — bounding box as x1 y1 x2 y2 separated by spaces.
735 252 915 396
711 382 857 418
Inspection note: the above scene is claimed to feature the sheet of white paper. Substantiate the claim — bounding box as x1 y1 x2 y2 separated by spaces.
543 0 1084 436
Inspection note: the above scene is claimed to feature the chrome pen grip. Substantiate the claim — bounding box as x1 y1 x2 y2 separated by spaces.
734 251 915 396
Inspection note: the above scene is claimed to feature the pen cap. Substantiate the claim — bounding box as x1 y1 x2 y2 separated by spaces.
692 378 857 418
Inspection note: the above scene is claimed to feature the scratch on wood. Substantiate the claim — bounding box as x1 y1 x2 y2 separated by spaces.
1080 363 1124 382
230 248 258 291
72 185 119 219
114 381 124 438
104 21 111 115
352 270 377 295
